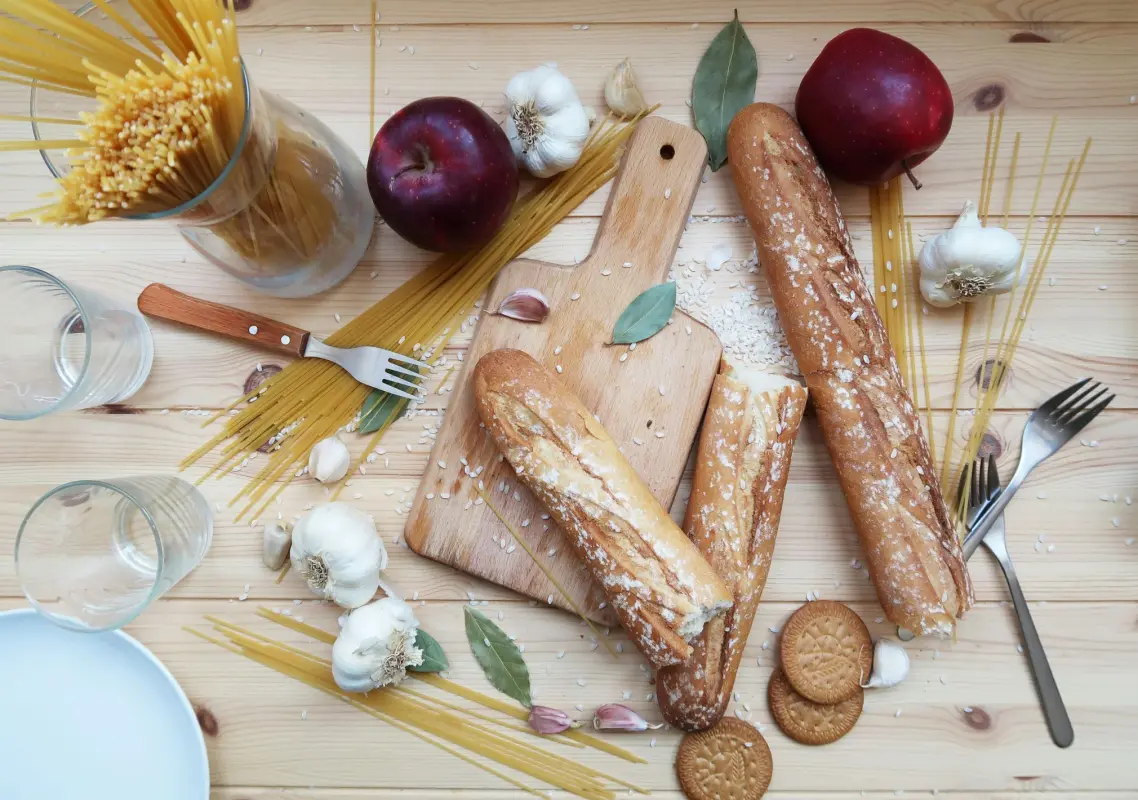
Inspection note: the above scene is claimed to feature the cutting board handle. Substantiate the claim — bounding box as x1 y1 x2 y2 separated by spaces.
589 117 708 280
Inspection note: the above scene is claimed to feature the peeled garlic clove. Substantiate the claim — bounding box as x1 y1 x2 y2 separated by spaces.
592 703 664 731
262 520 292 571
862 639 910 688
495 288 550 323
308 436 350 483
604 58 649 118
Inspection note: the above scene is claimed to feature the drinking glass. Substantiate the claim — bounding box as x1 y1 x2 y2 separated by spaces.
15 476 213 632
0 266 153 421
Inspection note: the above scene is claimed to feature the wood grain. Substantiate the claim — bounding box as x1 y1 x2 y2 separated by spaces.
138 284 310 358
104 0 1138 26
5 24 1138 218
0 215 1130 411
406 119 721 620
0 3 1135 797
4 596 1134 793
0 411 1132 604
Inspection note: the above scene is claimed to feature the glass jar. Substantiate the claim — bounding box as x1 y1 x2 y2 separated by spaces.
31 7 373 298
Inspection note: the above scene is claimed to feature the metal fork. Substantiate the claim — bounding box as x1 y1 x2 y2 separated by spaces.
969 455 1075 748
137 283 429 401
962 378 1114 559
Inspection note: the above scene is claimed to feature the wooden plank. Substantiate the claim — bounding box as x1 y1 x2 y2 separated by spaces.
0 216 1132 410
212 792 1138 799
406 118 722 621
172 1 1138 26
3 25 1138 218
1 411 1133 603
4 597 1134 792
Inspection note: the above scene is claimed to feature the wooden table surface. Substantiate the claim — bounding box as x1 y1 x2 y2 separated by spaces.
2 2 1136 798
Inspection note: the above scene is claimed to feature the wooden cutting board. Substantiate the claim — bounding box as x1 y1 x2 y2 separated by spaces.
405 118 722 622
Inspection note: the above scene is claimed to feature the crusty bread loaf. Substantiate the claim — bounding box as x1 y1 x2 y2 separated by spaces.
657 361 807 730
472 348 733 668
726 103 973 637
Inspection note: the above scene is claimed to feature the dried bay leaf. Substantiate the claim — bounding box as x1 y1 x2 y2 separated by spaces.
408 629 449 673
692 10 758 171
358 388 410 435
611 281 677 345
464 606 532 708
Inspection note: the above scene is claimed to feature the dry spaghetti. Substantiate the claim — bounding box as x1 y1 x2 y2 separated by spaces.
1 0 338 270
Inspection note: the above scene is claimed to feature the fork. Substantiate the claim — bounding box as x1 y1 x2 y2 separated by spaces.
969 455 1075 748
962 377 1114 560
138 283 429 401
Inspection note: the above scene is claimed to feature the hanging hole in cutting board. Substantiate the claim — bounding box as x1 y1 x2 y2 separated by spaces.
659 144 675 160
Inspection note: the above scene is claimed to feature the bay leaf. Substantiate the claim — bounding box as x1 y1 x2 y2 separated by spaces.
611 281 677 345
692 10 758 171
463 606 532 708
408 628 449 673
358 388 410 435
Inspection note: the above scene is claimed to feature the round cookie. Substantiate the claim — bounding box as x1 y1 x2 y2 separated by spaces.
779 600 872 704
768 668 863 745
676 717 773 800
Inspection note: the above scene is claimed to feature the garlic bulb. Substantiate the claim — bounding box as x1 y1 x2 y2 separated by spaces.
505 65 591 178
262 520 292 571
332 596 423 692
290 503 387 608
308 436 350 483
604 58 649 118
861 639 910 689
919 201 1022 307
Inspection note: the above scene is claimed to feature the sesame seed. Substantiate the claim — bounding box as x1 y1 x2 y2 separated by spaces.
555 365 563 373
619 353 628 362
576 677 586 686
601 269 612 276
570 292 581 301
554 345 562 355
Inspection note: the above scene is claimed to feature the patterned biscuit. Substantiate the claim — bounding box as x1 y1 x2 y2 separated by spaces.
768 668 863 745
676 717 773 800
779 600 873 704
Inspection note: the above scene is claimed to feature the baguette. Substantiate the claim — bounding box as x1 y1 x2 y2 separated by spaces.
726 103 973 636
473 348 733 668
657 361 807 731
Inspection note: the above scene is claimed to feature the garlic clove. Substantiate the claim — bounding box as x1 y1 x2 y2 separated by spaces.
262 520 292 571
592 703 664 731
528 705 579 734
604 58 649 118
495 288 551 323
861 638 910 689
308 436 350 483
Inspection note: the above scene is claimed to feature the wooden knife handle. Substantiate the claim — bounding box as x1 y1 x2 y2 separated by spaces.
138 283 309 358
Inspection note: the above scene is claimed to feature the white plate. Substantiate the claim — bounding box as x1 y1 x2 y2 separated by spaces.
0 608 209 800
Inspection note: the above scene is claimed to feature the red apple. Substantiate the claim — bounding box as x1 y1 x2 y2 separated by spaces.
795 28 953 188
368 97 519 252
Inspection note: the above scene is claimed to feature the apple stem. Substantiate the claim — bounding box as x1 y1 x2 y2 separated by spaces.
902 161 923 190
